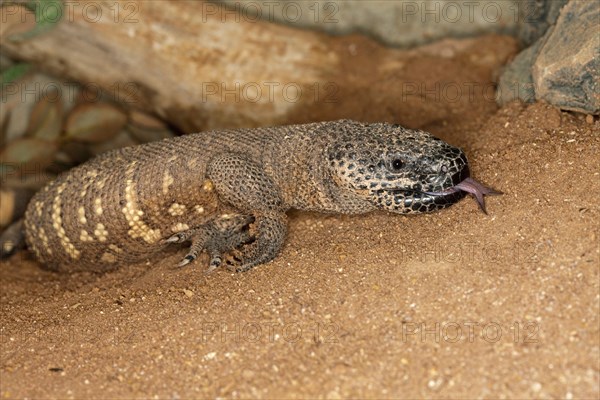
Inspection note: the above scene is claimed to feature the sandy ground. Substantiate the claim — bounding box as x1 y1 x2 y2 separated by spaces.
1 38 599 398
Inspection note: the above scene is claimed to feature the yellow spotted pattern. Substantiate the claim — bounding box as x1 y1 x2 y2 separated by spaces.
122 162 161 244
171 222 190 233
168 203 186 216
163 171 174 195
51 183 80 259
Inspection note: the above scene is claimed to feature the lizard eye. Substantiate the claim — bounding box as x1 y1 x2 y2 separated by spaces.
390 159 403 170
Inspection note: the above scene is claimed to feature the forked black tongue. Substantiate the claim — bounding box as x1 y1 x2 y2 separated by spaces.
453 177 502 214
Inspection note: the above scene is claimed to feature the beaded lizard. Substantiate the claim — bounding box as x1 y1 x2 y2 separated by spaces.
8 120 500 273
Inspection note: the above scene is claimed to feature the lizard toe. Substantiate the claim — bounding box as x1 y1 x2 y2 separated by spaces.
177 254 196 267
205 253 222 274
165 231 191 244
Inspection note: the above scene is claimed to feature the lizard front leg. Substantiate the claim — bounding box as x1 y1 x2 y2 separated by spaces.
165 214 254 271
225 211 287 272
207 153 288 272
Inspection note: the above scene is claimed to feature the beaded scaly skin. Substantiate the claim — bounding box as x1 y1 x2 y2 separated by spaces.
21 120 498 273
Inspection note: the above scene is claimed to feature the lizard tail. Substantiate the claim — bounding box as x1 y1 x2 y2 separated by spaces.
0 218 25 258
0 187 34 259
1 187 34 227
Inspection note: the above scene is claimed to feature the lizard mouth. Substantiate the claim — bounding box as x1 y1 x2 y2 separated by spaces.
387 188 466 212
386 166 502 213
421 177 502 214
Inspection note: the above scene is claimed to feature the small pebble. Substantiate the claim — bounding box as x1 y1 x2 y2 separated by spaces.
585 114 594 124
543 107 562 130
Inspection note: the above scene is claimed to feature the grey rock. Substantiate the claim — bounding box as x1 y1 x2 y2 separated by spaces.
496 39 544 105
532 0 600 114
516 0 568 46
216 0 519 48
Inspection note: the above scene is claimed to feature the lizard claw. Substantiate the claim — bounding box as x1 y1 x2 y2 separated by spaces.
210 254 222 267
165 233 187 244
178 252 223 273
177 254 195 267
205 259 220 274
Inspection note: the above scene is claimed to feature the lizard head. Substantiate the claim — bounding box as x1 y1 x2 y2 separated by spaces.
326 121 498 214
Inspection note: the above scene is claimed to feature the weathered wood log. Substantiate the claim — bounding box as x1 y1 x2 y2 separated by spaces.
1 1 518 132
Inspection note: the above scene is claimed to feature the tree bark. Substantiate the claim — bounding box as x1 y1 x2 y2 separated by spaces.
1 1 518 132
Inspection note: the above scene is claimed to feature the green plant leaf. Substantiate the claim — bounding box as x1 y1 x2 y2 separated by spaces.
0 63 33 85
6 0 63 40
